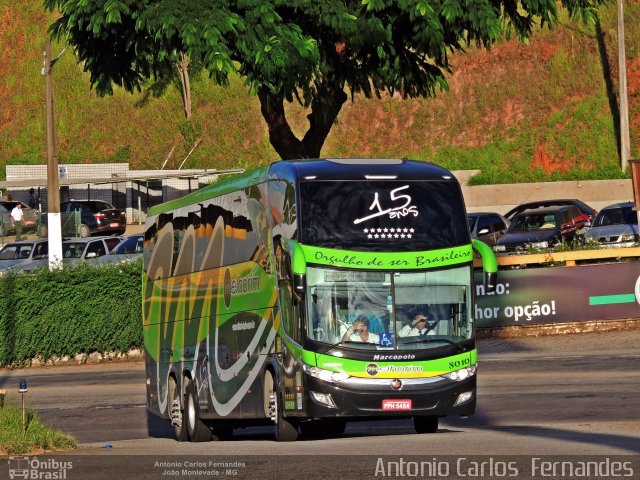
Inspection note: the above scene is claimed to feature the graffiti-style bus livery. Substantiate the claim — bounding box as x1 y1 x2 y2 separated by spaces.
142 159 497 441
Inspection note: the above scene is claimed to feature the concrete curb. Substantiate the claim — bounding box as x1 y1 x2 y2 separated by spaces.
478 318 640 338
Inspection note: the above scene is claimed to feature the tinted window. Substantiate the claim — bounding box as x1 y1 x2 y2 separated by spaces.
595 207 638 226
105 238 122 251
0 245 19 260
299 181 469 251
63 243 86 258
33 243 48 258
114 236 143 254
86 241 107 257
510 213 554 232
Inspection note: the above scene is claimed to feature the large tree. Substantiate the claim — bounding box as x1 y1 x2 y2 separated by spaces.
45 0 609 160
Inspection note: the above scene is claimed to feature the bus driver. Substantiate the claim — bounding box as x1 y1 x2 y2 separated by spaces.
398 313 433 337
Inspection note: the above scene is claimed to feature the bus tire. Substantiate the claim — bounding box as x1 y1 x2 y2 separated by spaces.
414 415 438 434
265 371 298 442
275 396 299 442
185 380 212 442
170 379 188 442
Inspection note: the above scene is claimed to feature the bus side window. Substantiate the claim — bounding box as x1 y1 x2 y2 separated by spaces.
277 246 303 344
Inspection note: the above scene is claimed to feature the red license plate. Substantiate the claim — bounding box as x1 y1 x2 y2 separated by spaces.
109 223 119 227
382 399 412 411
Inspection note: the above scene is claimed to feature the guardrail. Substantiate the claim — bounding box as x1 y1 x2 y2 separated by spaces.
473 246 640 268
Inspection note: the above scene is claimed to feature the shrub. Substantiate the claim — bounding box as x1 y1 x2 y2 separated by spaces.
0 260 143 367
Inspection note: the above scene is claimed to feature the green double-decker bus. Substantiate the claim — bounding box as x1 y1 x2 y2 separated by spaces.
142 158 497 442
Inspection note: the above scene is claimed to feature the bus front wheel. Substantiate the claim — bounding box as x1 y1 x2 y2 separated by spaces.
414 416 439 434
185 380 212 442
265 371 298 442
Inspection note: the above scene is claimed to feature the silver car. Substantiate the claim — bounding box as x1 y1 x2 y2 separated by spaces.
11 236 122 273
0 240 48 276
584 202 639 248
95 234 143 265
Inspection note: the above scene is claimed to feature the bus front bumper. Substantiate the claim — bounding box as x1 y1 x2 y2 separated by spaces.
299 373 476 418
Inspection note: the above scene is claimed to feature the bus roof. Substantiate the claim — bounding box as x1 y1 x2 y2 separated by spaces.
148 159 455 216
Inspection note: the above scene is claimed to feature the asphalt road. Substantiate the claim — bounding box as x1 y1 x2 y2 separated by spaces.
1 330 639 479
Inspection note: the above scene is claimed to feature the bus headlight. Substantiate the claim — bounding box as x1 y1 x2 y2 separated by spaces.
441 364 477 381
303 364 350 383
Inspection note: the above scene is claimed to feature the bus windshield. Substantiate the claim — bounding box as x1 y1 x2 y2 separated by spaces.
306 265 472 350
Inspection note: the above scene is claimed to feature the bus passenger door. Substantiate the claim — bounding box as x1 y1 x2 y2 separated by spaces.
276 247 304 414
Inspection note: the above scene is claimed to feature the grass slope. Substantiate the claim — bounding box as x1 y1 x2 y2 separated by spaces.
0 2 639 184
0 403 76 455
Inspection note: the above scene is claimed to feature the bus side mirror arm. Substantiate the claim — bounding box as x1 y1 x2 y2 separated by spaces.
472 239 498 294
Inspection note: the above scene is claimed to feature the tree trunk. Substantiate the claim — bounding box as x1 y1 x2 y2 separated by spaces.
177 52 192 120
258 85 347 160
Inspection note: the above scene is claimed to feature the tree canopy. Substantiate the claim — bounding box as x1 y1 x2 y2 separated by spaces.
45 0 610 160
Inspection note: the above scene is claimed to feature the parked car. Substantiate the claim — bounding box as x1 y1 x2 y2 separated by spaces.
62 236 123 261
40 200 126 238
0 240 48 276
95 234 143 265
467 212 510 247
504 199 596 225
584 202 639 248
493 205 584 253
0 200 39 237
12 236 123 273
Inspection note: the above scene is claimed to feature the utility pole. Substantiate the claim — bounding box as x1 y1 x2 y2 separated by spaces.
43 39 63 270
617 0 631 172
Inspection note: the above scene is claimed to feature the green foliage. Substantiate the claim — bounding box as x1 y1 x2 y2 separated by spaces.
41 0 613 159
0 404 77 455
2 2 638 179
0 260 142 367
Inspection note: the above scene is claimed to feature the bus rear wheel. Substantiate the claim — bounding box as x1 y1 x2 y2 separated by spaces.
414 416 439 434
170 379 188 442
185 380 212 442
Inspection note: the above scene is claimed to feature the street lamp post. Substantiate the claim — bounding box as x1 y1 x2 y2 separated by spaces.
43 39 63 270
617 0 631 172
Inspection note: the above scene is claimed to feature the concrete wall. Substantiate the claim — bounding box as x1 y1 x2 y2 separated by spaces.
453 170 634 214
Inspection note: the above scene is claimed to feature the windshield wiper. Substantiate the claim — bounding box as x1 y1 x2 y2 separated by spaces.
401 336 465 353
319 340 378 354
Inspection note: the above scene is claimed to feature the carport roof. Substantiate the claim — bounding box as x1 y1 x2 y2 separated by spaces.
0 168 243 189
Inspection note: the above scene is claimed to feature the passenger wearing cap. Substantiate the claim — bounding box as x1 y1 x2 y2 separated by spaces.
342 316 380 343
398 313 432 337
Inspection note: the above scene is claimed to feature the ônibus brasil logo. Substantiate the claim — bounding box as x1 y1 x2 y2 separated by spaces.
8 457 72 480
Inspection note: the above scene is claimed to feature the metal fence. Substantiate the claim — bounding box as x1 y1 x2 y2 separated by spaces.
36 211 81 238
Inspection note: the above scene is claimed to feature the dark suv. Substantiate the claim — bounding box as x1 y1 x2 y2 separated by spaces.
43 200 126 237
493 205 585 253
504 199 596 225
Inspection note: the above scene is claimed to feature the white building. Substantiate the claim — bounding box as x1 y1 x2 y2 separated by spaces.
2 163 241 224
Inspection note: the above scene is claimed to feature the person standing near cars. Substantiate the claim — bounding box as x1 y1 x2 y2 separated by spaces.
11 202 24 241
28 188 40 209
